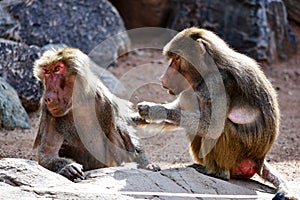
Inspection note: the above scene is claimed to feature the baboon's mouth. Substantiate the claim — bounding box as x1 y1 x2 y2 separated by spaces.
168 89 175 95
161 85 173 95
49 107 62 115
48 106 70 117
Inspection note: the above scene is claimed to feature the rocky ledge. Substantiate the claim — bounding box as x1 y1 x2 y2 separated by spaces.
0 158 299 199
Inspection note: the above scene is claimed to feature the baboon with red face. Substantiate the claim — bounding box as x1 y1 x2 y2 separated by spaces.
33 47 156 181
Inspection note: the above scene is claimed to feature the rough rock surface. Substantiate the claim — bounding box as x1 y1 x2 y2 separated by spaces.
266 0 297 60
0 0 17 37
168 0 297 62
0 39 42 112
1 158 299 199
283 0 300 24
0 0 129 68
0 78 30 129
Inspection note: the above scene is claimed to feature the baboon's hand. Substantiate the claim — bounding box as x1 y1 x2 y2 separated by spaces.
137 101 168 123
146 163 161 172
274 189 298 200
58 162 84 182
131 113 149 126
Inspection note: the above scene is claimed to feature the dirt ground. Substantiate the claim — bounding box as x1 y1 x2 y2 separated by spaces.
0 28 299 184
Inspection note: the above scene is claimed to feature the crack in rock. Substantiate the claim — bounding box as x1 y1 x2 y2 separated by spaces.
160 169 191 193
0 174 29 187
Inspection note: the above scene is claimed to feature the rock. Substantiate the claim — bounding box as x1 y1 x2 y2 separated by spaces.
0 0 129 68
41 43 68 53
283 0 300 24
110 0 170 29
0 0 18 40
0 78 30 129
167 0 297 62
266 0 297 60
0 39 42 112
2 158 299 199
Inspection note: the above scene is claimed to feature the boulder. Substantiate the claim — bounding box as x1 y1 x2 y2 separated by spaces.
283 0 300 24
0 0 129 68
40 43 68 53
1 158 299 199
167 0 297 62
266 0 297 60
0 0 18 39
0 78 30 129
0 39 42 112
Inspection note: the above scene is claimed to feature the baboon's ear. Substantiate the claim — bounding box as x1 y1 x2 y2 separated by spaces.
196 39 206 55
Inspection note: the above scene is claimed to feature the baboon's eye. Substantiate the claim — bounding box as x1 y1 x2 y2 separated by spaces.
53 62 66 74
54 66 60 73
43 68 50 74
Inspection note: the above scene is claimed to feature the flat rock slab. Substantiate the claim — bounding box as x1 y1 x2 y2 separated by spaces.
0 158 299 199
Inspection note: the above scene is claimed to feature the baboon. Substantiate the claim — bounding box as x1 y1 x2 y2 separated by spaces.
33 47 155 181
136 27 294 199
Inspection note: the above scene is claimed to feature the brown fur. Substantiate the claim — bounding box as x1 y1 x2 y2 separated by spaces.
171 28 279 175
33 47 152 181
137 28 295 198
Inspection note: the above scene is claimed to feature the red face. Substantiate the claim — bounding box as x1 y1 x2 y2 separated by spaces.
160 57 191 95
43 62 75 117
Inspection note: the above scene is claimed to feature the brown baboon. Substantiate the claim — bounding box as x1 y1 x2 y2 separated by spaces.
136 27 294 199
33 47 155 181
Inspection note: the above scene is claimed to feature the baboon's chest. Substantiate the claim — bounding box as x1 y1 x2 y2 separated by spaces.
54 116 82 146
